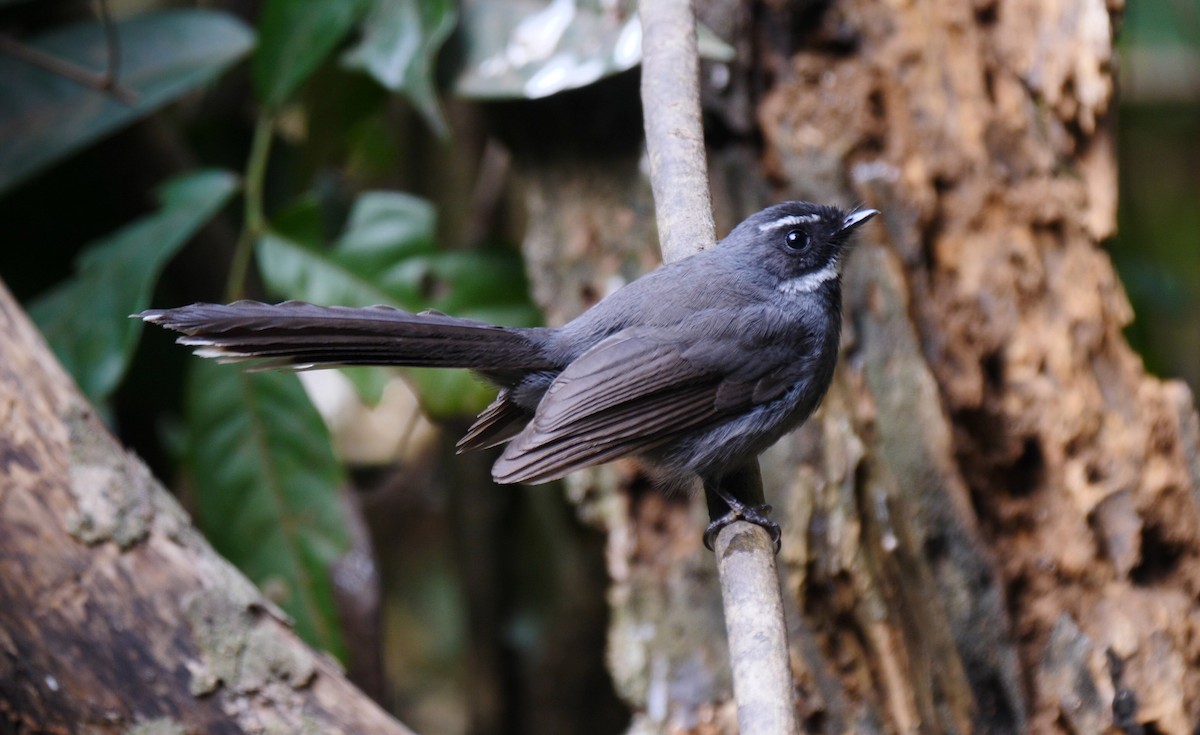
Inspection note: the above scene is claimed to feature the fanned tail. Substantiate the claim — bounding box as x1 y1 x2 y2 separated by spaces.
138 300 554 371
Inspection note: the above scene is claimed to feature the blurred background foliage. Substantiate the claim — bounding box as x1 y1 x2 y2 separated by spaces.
0 0 1195 733
1113 0 1200 391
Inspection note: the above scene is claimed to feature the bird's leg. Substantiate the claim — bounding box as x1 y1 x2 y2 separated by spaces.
702 461 781 552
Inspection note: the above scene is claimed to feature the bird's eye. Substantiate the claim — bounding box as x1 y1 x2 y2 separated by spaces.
784 230 808 250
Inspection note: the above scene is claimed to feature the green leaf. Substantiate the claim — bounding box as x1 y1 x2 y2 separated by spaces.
338 190 437 260
420 250 541 321
342 0 457 137
255 191 540 416
254 0 368 109
404 366 497 417
337 365 393 406
258 192 437 309
29 170 239 404
0 10 254 194
187 360 350 660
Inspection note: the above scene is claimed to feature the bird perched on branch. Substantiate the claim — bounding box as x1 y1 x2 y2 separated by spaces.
141 201 877 548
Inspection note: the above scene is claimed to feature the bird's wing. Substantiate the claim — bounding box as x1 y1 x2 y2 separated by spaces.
491 317 814 484
456 391 529 452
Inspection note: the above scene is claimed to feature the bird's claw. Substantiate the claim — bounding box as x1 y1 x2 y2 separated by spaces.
704 501 781 553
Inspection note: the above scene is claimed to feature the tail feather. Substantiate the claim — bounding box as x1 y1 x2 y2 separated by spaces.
139 300 555 371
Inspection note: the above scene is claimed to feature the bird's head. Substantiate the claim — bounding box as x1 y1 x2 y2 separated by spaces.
726 201 878 295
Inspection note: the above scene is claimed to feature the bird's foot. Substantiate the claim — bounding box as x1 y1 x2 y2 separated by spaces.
703 499 781 553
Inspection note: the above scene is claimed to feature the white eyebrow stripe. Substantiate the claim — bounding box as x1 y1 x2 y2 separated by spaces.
758 213 820 232
778 263 839 296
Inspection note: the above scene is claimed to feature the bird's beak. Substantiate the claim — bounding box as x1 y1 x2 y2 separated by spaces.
840 209 879 232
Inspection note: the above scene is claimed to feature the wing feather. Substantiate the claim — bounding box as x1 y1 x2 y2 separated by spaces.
492 382 718 483
492 328 769 484
491 312 821 484
456 392 529 451
535 335 707 423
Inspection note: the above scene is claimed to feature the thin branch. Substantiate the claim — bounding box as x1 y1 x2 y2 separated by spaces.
0 27 138 106
713 521 798 733
639 0 715 262
637 2 800 733
225 114 275 301
95 0 126 96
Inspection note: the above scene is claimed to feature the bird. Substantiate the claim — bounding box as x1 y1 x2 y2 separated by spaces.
140 201 878 548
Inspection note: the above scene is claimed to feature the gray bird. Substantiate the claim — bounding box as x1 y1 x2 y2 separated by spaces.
140 202 878 547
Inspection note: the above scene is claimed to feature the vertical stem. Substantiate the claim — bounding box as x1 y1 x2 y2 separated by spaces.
706 461 798 734
225 115 274 301
639 0 716 263
714 523 797 734
95 0 120 89
637 1 799 733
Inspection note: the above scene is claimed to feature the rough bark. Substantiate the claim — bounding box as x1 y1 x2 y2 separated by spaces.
506 0 1200 733
0 280 412 734
754 0 1200 730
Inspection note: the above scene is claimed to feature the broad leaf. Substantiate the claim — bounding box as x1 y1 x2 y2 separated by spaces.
452 0 733 100
187 360 349 660
0 10 254 193
337 365 393 407
256 191 540 416
29 170 238 404
342 0 457 137
254 0 368 109
258 192 436 310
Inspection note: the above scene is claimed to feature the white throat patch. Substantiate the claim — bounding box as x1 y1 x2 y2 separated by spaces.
778 263 839 296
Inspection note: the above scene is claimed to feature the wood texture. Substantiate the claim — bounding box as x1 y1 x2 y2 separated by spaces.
639 3 798 732
639 0 717 262
756 0 1200 730
713 522 797 734
510 0 1200 732
0 280 412 734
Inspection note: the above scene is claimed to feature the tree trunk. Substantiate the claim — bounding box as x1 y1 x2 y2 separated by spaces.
0 280 413 734
506 0 1200 732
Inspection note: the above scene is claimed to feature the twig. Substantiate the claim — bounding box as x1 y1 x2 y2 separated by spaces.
713 522 797 732
637 2 800 733
0 38 138 106
95 0 127 97
638 0 716 262
0 0 138 106
225 114 275 301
